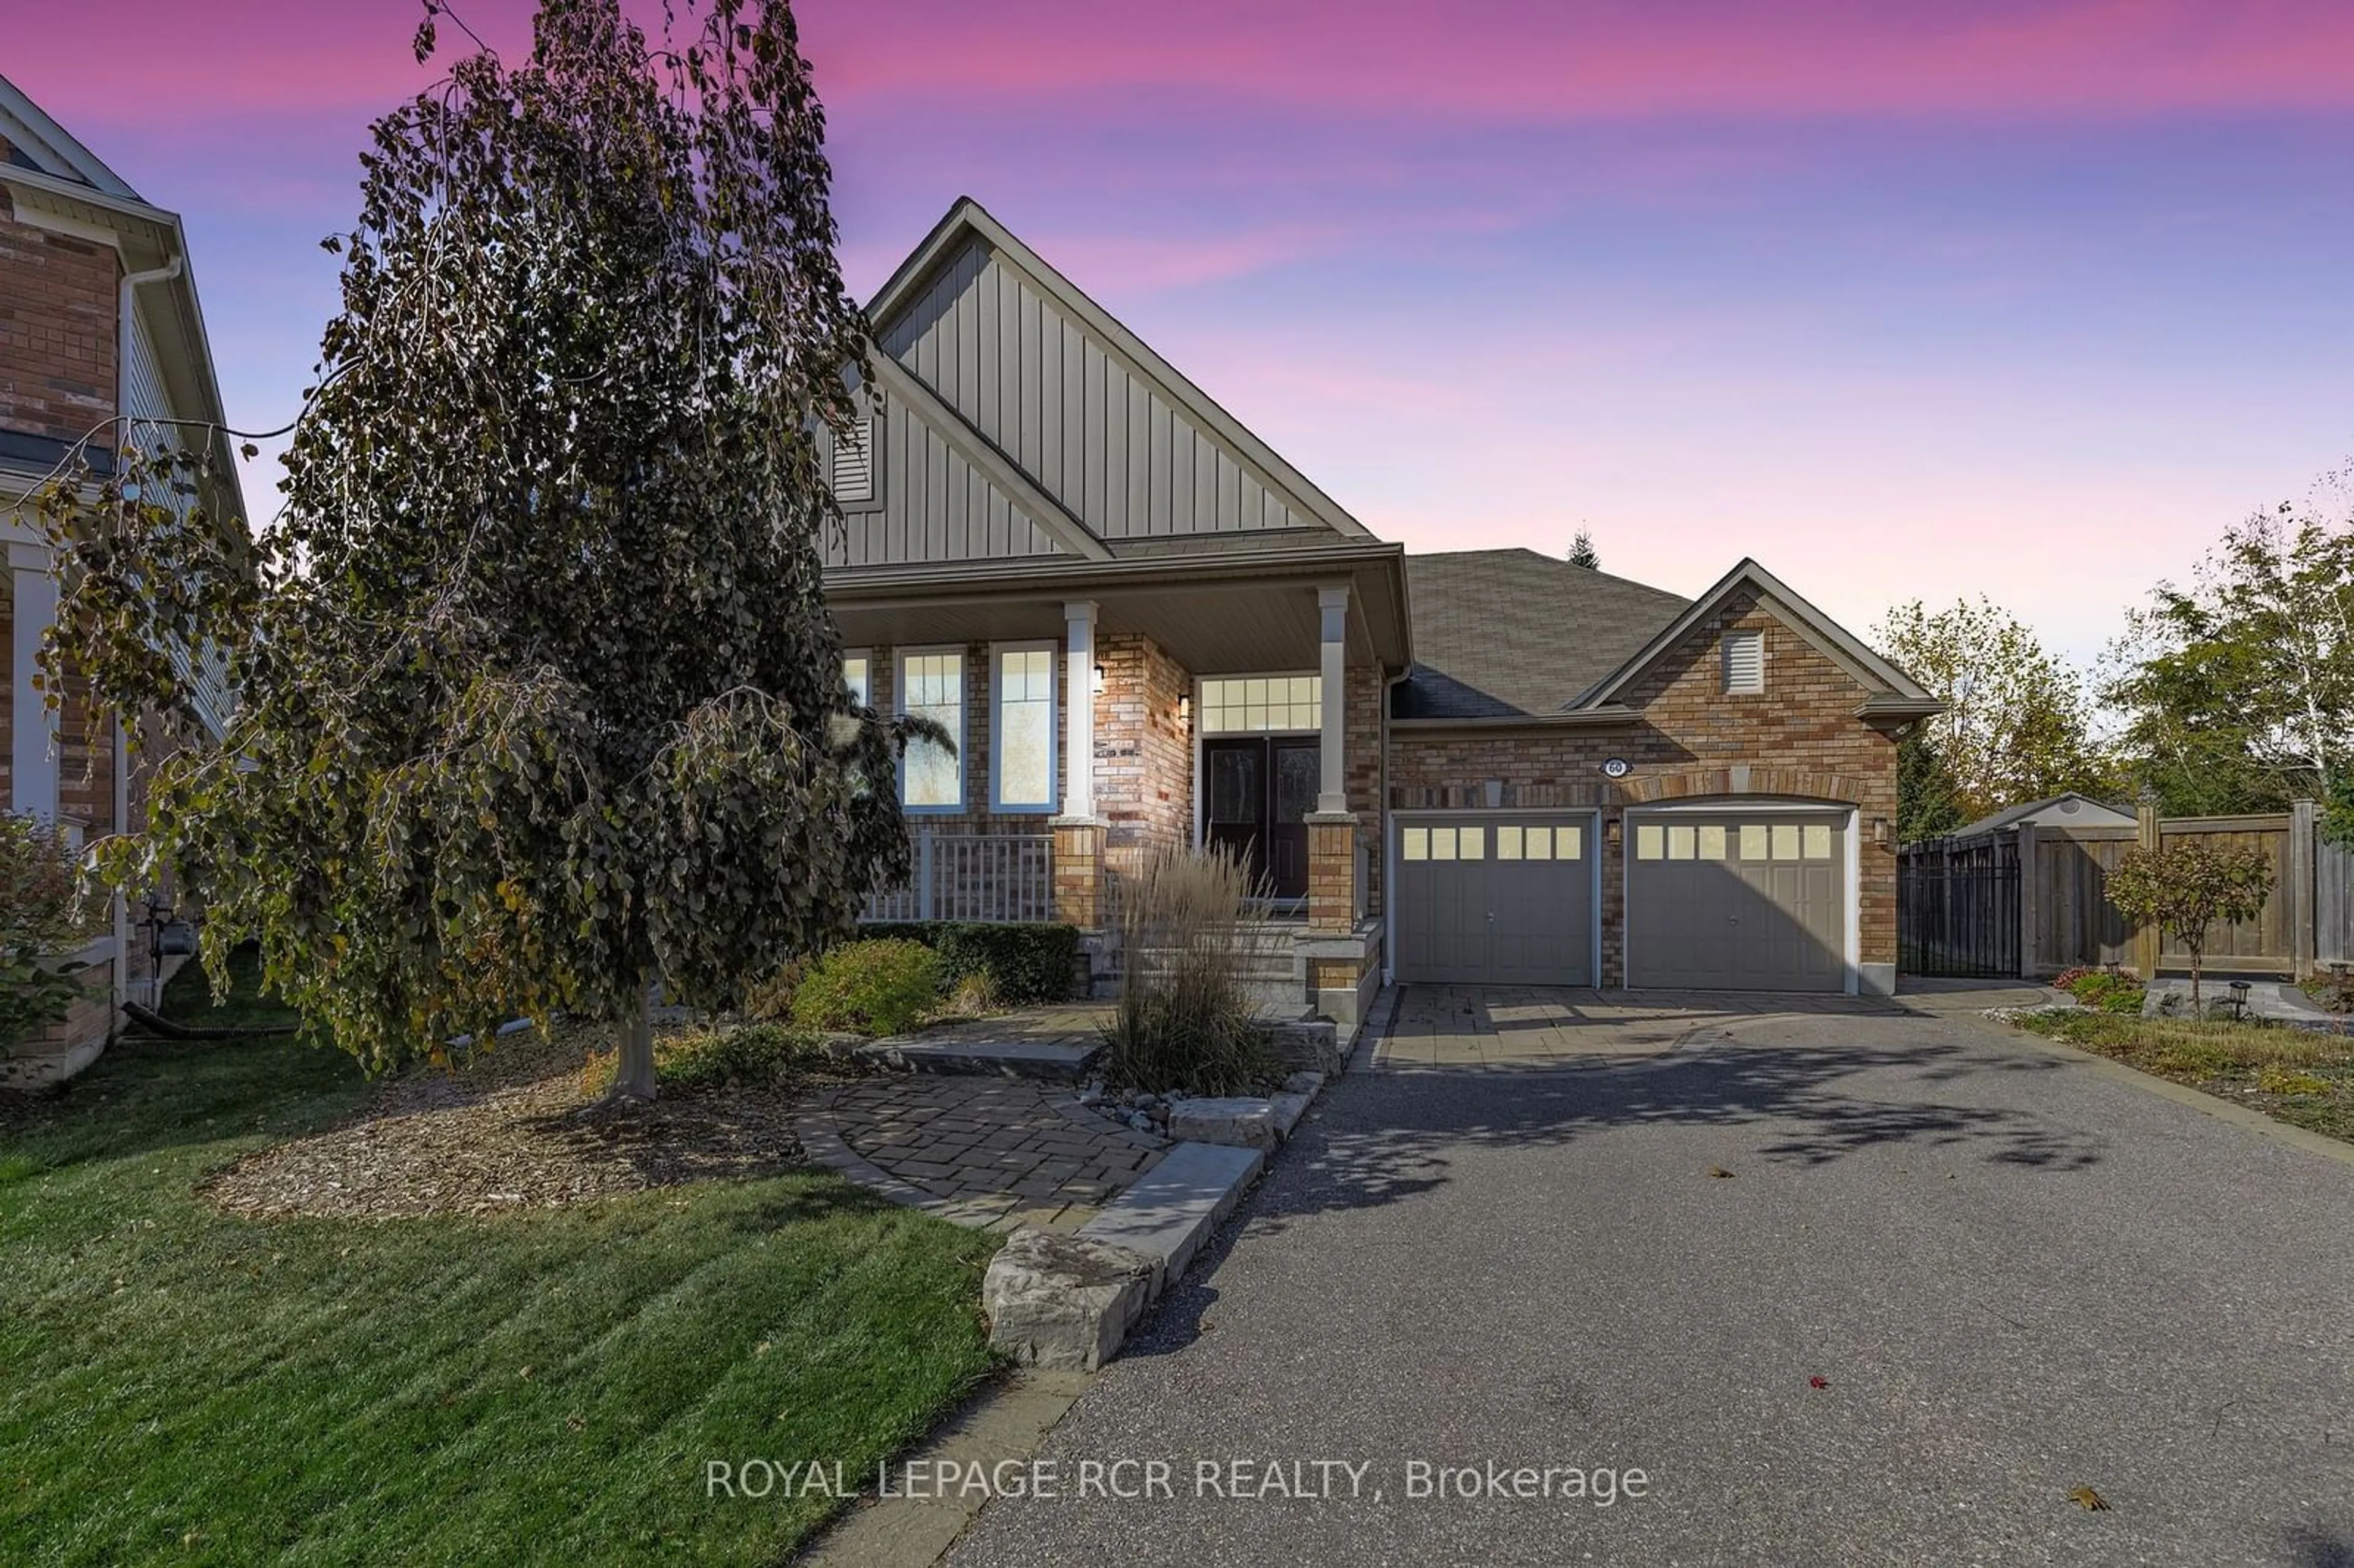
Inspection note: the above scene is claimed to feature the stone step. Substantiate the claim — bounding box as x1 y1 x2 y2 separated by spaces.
858 1038 1104 1083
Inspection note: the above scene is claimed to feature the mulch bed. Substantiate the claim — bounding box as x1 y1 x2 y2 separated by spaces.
203 1021 863 1222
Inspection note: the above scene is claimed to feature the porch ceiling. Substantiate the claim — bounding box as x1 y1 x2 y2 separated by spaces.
826 545 1407 676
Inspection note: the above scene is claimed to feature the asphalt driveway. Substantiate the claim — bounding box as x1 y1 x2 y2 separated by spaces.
945 986 2354 1567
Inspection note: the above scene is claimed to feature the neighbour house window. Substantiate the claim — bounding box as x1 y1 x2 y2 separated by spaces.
843 652 870 707
1721 630 1764 695
1200 675 1320 734
831 416 876 506
992 644 1057 812
897 650 963 810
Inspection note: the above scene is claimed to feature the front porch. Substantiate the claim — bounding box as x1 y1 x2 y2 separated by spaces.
836 554 1399 1032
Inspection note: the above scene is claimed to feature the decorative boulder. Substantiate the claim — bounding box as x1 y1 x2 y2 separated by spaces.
982 1227 1158 1372
1166 1096 1281 1150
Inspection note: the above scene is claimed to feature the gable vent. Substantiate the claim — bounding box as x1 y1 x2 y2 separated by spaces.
1722 630 1764 694
831 416 875 505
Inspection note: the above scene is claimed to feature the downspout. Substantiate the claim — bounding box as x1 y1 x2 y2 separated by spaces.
1380 664 1407 986
112 254 183 1018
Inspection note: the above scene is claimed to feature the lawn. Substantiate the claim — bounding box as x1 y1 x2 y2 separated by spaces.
0 958 1001 1567
2009 1006 2354 1145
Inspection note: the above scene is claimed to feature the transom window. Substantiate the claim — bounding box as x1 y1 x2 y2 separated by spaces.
1633 819 1834 861
897 650 964 810
992 644 1057 812
1200 675 1320 734
1403 821 1583 862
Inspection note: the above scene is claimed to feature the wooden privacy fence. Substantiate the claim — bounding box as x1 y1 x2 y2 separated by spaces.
1903 801 2352 980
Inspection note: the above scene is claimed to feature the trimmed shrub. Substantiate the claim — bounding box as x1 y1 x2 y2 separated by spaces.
859 921 1080 1006
1103 848 1279 1096
660 1021 821 1090
790 939 942 1037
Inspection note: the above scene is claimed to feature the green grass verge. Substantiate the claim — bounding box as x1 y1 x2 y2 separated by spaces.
2009 1008 2354 1145
0 956 1000 1567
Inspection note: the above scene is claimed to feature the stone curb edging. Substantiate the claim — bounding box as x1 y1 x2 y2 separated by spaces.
977 1016 1370 1372
981 1138 1266 1371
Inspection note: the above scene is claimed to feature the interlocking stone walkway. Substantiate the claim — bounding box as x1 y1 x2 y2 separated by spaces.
1379 983 1905 1070
875 1003 1111 1051
797 1075 1167 1233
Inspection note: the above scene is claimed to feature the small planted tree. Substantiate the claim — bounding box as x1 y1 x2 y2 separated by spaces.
0 814 101 1054
27 0 926 1099
2104 840 2275 1009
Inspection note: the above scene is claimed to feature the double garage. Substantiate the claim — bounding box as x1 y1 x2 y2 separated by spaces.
1390 803 1854 994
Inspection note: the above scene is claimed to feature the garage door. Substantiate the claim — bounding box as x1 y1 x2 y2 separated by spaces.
1625 810 1847 992
1395 815 1595 985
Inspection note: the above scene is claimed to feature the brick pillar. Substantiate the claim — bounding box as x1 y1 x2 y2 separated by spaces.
1307 811 1358 935
1052 817 1106 931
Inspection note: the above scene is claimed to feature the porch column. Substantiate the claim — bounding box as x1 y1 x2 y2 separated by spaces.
1308 583 1358 935
1062 600 1096 820
1052 599 1105 930
1316 584 1348 813
11 542 58 820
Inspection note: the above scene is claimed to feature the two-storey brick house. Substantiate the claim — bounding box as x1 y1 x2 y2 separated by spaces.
1 74 240 1082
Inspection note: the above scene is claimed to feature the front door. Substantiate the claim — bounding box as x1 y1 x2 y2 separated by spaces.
1203 737 1320 900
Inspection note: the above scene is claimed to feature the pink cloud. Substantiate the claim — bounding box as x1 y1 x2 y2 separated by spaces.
805 0 2354 121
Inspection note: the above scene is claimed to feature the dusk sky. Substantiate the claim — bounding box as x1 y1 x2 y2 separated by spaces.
11 1 2354 670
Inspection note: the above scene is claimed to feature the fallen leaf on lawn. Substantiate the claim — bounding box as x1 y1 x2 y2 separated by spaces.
1808 1376 1830 1390
2067 1485 2109 1512
754 1341 771 1357
519 1365 535 1380
1706 1165 1735 1179
566 1414 585 1433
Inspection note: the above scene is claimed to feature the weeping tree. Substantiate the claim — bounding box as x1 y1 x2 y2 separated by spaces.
31 0 927 1098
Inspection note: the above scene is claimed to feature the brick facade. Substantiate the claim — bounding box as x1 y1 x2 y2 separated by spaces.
1094 631 1192 871
0 205 119 446
1388 589 1902 987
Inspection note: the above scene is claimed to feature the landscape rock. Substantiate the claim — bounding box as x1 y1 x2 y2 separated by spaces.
1166 1095 1280 1150
982 1227 1157 1371
1282 1070 1326 1097
1126 1111 1156 1133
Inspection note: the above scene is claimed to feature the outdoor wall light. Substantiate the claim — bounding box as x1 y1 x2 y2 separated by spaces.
1605 818 1622 848
1092 663 1105 695
1873 816 1891 847
1177 693 1191 724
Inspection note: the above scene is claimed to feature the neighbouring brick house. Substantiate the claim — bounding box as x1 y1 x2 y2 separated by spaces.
1 74 239 1084
829 199 1941 1031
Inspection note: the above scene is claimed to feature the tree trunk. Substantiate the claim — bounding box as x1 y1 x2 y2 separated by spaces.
612 981 657 1101
2187 946 2203 1011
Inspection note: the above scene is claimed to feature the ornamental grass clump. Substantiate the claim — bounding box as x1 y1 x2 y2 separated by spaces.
1106 847 1279 1096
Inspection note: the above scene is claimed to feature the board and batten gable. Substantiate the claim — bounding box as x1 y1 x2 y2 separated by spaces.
825 199 1369 572
817 381 1076 568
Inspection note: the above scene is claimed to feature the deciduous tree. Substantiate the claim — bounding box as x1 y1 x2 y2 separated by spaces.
29 0 923 1098
2103 840 2274 1008
2105 486 2354 835
1875 597 2114 823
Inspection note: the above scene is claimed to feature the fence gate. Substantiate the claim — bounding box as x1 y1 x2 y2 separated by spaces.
1899 839 2021 977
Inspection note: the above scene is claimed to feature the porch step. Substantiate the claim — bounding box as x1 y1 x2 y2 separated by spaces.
858 1038 1105 1083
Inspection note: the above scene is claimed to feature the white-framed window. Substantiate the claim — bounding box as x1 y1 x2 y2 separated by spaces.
991 642 1057 813
1722 629 1764 694
1200 674 1320 734
842 650 870 707
896 649 964 811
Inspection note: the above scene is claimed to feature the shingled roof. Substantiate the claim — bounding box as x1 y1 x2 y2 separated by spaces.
1396 549 1691 720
